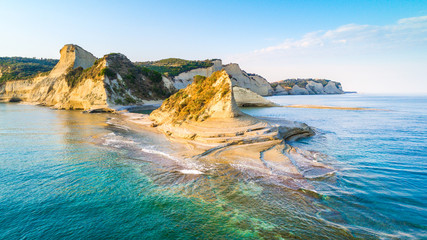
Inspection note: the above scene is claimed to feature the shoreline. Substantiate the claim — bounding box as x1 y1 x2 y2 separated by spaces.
115 111 335 190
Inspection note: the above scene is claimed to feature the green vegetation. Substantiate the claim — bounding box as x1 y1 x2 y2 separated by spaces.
100 67 116 78
160 72 229 123
65 67 84 88
276 78 333 88
64 59 104 89
105 53 173 100
137 58 215 77
140 67 162 83
124 94 137 104
0 57 58 84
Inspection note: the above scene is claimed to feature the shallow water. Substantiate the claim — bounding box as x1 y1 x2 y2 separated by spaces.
1 94 426 239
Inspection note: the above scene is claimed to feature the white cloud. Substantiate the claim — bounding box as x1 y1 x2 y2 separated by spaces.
255 16 427 54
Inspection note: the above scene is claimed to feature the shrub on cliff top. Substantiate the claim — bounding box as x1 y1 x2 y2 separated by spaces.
65 67 84 88
160 71 228 123
100 68 116 78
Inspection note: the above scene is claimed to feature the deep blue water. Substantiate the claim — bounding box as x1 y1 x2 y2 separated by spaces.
1 94 426 239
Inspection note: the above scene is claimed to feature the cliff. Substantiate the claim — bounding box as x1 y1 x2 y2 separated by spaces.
233 86 278 107
271 78 344 95
142 58 273 96
0 44 175 111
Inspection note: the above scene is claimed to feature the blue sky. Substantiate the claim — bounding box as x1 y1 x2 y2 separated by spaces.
1 0 426 93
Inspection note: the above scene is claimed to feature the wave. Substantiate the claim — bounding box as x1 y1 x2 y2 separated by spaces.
178 169 204 175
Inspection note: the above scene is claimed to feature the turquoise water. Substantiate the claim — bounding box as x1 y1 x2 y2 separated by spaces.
0 94 426 239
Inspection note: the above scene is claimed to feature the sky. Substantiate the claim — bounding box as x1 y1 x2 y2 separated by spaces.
1 0 426 93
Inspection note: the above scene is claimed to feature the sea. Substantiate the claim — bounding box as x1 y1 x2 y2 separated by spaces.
0 94 426 239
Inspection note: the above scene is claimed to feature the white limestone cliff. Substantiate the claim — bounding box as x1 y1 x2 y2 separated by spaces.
172 60 223 89
324 81 344 94
272 80 345 95
168 60 273 96
233 86 278 107
49 45 97 77
290 85 309 95
306 81 326 94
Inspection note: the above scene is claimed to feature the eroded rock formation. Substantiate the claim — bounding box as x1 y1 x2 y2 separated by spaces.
148 70 334 185
233 86 278 107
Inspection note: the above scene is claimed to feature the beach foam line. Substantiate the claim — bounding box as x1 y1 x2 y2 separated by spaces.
140 147 180 161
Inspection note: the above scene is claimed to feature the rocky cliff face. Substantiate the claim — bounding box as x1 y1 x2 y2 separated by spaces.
271 79 344 95
0 44 175 111
165 60 273 96
233 86 278 107
49 45 97 77
171 59 223 89
102 53 174 106
224 64 273 96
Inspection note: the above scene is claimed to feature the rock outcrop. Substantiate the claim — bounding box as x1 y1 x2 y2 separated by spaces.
223 64 273 96
147 70 334 184
271 79 344 95
150 71 241 127
233 86 278 107
306 81 325 94
49 45 97 77
0 44 175 111
323 81 343 94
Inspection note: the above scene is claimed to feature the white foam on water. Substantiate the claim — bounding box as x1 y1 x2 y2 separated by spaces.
140 146 206 173
140 147 179 161
102 132 136 147
178 169 204 175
